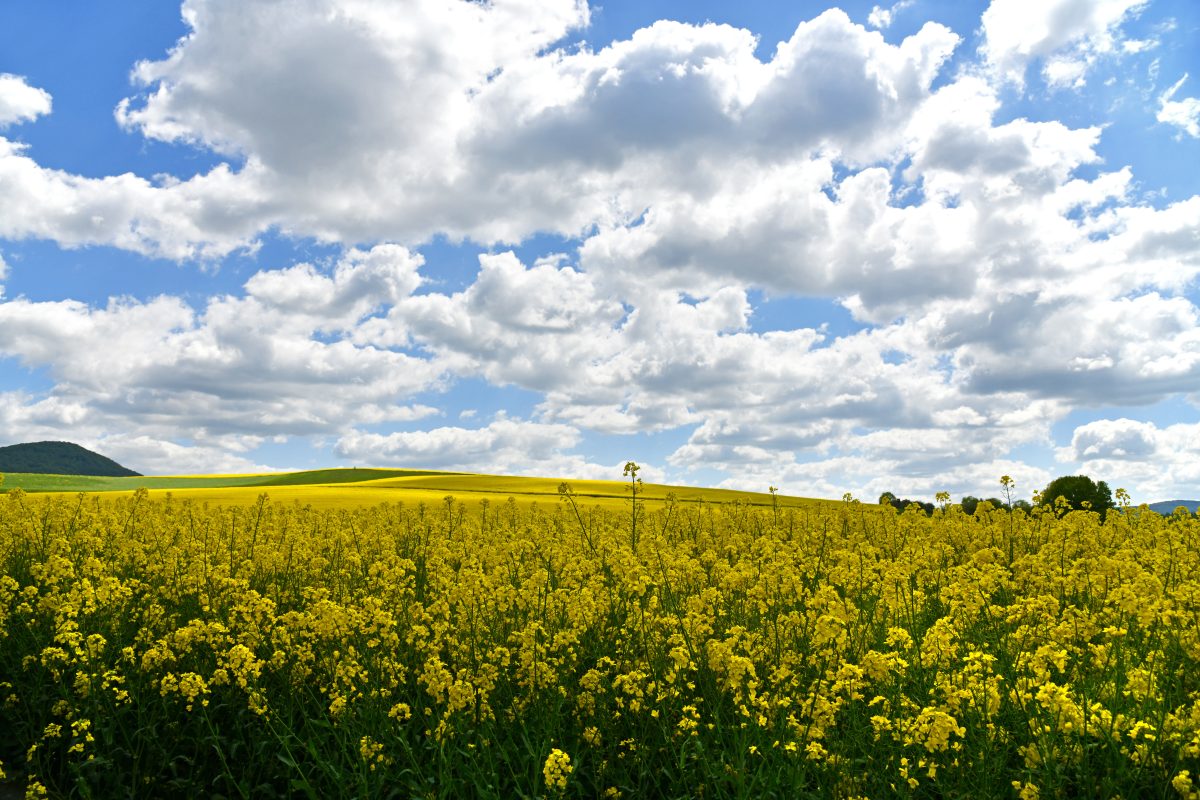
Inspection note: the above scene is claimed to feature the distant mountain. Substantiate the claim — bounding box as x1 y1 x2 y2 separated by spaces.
1147 500 1200 515
0 441 140 477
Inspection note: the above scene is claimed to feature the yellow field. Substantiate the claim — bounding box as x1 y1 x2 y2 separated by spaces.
3 483 1196 798
33 471 828 513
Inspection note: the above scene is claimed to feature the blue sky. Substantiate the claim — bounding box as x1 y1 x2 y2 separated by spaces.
1 0 1198 503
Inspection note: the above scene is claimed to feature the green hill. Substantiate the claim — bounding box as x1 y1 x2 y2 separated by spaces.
0 441 140 477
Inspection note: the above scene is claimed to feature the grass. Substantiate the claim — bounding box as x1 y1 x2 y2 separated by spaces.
0 472 270 492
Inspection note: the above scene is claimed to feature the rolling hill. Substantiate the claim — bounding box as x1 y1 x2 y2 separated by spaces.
1147 500 1200 514
0 441 140 477
0 465 830 513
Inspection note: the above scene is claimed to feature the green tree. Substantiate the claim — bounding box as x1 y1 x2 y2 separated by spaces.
1040 475 1114 518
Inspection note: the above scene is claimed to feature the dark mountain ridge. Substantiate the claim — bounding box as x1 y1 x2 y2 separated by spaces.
0 441 140 477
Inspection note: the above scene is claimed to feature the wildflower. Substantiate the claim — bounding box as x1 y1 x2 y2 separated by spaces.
543 748 573 793
1012 781 1040 800
359 736 386 770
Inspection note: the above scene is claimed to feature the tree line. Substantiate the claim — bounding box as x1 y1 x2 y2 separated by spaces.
880 474 1114 518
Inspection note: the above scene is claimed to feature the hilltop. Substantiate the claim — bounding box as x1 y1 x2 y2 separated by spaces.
0 441 140 477
1147 500 1200 514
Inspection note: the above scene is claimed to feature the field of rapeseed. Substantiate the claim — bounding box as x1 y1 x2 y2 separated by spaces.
1 486 1198 799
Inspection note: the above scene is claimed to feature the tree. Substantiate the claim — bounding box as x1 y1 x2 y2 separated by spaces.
1040 475 1114 518
879 491 934 515
960 496 980 515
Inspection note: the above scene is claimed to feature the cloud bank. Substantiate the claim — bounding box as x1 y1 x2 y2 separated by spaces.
0 0 1197 501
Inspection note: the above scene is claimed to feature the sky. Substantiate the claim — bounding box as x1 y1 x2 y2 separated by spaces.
0 0 1198 504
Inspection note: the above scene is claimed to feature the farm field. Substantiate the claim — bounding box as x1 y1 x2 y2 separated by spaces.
0 468 452 494
0 486 1198 798
0 468 818 513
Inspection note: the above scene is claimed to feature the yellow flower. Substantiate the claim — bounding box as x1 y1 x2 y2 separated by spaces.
359 736 386 770
1012 781 1041 800
543 748 573 793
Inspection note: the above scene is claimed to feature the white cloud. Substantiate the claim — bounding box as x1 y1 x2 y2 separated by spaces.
378 251 1054 480
980 0 1148 88
393 250 626 392
334 418 578 473
0 4 959 256
0 74 51 127
1060 418 1157 460
1042 55 1089 90
0 3 1198 502
92 434 274 476
335 417 665 482
0 393 270 474
0 142 263 259
117 0 590 165
867 0 914 30
1158 74 1200 139
689 448 1055 507
0 245 442 443
573 73 1141 325
1057 418 1200 501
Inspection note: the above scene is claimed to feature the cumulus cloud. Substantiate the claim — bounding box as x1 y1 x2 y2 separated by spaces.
980 0 1148 88
336 418 576 472
0 245 441 444
1158 74 1200 139
0 2 1198 500
92 434 274 476
369 251 1062 488
0 393 270 474
686 448 1055 508
335 417 665 482
0 74 51 127
1061 418 1158 460
394 251 625 391
0 3 958 255
1058 418 1200 501
867 0 913 30
0 144 264 259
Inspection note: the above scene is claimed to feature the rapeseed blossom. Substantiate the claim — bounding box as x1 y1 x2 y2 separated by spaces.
543 748 573 792
0 488 1197 797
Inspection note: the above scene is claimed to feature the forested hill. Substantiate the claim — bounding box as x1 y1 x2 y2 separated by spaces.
1148 500 1200 514
0 441 141 477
